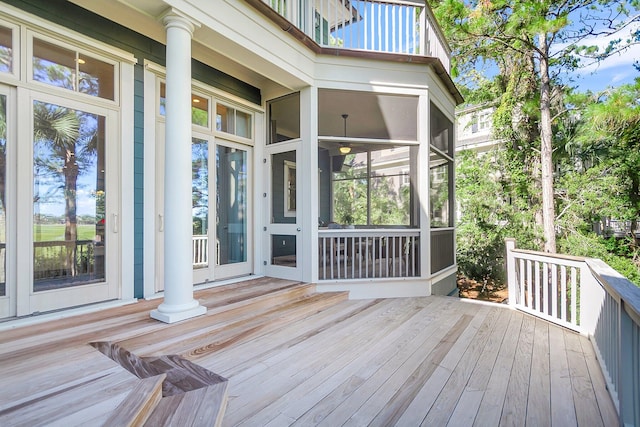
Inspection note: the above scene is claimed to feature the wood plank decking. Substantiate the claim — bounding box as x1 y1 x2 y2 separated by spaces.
0 277 617 426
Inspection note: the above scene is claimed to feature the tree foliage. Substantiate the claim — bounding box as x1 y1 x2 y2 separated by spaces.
431 0 640 253
456 149 541 282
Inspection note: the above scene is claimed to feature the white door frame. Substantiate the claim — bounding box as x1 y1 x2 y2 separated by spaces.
15 90 120 316
0 84 16 319
263 139 302 281
212 138 253 280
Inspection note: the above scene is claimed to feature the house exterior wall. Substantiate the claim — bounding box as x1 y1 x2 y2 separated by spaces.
0 0 460 321
455 104 500 153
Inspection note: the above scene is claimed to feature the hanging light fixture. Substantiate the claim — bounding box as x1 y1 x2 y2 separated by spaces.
339 113 351 154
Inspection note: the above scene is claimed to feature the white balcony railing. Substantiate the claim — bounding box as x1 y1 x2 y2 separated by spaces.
505 239 640 426
264 0 451 71
192 235 208 267
318 228 419 280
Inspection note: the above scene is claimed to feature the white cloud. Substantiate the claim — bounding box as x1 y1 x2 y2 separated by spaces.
573 22 640 74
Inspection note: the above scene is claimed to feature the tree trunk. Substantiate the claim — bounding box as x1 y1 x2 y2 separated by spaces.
539 33 556 253
64 150 79 275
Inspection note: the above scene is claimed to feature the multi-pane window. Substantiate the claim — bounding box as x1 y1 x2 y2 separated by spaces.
330 146 414 226
159 83 210 127
0 25 13 73
216 103 251 138
32 37 115 100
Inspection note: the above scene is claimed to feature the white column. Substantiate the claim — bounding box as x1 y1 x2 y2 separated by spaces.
151 11 206 323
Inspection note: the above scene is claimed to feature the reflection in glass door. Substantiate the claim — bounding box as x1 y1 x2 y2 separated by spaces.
192 138 209 272
215 143 250 278
32 101 106 291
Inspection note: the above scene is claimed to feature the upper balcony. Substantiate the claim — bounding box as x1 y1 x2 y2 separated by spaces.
260 0 452 72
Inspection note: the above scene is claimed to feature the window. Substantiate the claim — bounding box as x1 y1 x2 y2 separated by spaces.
284 160 296 217
159 83 210 127
479 112 491 130
429 151 452 227
0 25 13 73
32 37 115 100
267 93 300 144
216 103 251 138
430 103 454 228
430 102 453 155
192 94 209 127
329 146 415 226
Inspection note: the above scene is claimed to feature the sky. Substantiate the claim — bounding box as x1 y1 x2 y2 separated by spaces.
568 22 640 92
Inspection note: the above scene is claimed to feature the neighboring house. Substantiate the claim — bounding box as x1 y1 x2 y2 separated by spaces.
455 103 501 153
0 0 461 323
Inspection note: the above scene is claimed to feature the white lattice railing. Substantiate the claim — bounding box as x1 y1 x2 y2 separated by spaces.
263 0 450 71
318 229 419 280
192 235 208 267
505 238 640 426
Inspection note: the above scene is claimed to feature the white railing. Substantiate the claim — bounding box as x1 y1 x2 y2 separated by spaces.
506 238 640 426
263 0 451 71
192 235 208 267
318 228 419 280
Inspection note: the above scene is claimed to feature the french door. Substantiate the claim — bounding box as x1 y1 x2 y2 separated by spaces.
155 131 252 290
0 86 120 318
264 140 302 281
192 136 253 283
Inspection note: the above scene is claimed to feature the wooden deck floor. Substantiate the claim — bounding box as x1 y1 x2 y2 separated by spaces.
0 277 617 426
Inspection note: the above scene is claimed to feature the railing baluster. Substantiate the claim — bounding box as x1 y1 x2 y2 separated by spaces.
560 265 567 322
318 230 419 280
519 259 525 306
570 267 577 324
391 5 396 52
535 261 541 311
526 259 532 309
551 263 558 318
543 262 549 315
506 241 640 426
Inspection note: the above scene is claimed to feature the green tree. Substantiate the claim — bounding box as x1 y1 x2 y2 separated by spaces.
456 149 540 282
431 0 640 252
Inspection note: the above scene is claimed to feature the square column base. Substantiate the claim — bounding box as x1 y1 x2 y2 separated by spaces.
150 304 207 324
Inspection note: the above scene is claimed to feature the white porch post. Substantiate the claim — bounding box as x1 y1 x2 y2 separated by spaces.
151 11 206 323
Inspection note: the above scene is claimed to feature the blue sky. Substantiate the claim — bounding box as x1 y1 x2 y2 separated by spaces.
568 21 640 92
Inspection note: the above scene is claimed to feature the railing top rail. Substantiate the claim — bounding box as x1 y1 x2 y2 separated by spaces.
511 248 587 264
374 0 424 6
430 227 455 234
319 228 419 237
586 258 640 326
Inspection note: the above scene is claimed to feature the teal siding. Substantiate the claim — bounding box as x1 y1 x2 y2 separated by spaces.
4 0 262 298
134 64 145 297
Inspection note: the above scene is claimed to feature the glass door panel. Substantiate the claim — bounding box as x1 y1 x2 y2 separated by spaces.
215 142 251 279
264 144 301 280
192 137 209 271
32 101 106 291
216 145 247 265
23 94 118 316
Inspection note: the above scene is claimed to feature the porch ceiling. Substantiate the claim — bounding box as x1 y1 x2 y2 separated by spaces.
69 0 308 94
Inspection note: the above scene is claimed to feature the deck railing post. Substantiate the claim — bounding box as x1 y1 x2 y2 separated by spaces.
579 261 605 336
505 238 516 307
619 305 636 427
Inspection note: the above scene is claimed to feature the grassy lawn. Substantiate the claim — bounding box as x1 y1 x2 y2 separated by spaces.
33 224 97 241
